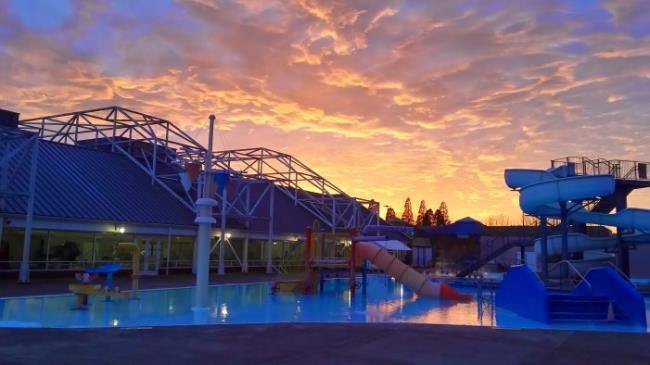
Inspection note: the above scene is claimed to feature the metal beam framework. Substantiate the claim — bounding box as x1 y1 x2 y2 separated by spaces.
213 147 381 231
17 106 383 234
19 106 206 211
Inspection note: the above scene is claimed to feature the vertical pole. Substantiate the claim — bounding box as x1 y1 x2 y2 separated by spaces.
540 217 548 284
166 227 172 276
44 230 51 271
615 189 630 276
155 240 162 274
194 115 217 310
560 201 569 280
91 232 96 266
143 239 150 273
243 236 249 273
218 185 227 276
350 229 358 296
242 186 250 273
266 185 275 274
304 226 313 291
18 139 39 283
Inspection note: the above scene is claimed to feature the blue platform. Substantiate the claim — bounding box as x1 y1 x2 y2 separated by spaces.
496 265 647 327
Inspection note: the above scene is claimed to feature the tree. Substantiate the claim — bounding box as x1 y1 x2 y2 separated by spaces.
401 197 414 225
385 207 396 222
422 208 435 226
438 201 451 225
433 209 443 226
415 200 427 226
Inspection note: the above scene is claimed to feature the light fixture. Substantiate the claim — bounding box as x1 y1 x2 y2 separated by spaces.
115 224 126 234
225 233 232 239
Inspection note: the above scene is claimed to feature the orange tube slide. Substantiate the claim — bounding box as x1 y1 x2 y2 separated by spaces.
356 242 471 301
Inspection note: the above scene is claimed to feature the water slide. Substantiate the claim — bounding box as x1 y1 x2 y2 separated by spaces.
504 167 650 255
356 241 471 301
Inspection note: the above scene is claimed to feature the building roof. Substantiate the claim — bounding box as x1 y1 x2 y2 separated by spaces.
3 135 198 226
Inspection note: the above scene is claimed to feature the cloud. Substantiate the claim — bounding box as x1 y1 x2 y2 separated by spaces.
2 0 650 221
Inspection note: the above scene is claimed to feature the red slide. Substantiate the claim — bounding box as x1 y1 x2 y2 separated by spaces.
356 241 472 301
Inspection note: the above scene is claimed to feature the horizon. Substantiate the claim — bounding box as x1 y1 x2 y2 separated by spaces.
2 0 650 222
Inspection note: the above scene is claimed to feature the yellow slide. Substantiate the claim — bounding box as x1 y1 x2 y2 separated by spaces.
356 241 471 301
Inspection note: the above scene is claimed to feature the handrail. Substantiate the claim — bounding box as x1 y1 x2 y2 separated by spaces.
548 260 592 290
604 262 634 284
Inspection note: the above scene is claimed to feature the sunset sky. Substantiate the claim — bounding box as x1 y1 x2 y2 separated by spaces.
2 0 650 222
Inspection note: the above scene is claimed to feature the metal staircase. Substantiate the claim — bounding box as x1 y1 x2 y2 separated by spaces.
548 294 616 322
456 237 531 277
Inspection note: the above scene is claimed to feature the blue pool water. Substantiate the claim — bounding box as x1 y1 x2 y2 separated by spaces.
1 275 649 332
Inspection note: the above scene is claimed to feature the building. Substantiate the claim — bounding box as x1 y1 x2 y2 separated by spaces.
0 106 382 281
413 217 612 276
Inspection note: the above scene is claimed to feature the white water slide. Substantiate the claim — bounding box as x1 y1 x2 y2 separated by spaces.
504 167 650 256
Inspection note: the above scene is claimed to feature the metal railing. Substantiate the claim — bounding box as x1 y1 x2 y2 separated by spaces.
603 262 634 284
548 260 592 290
551 156 650 181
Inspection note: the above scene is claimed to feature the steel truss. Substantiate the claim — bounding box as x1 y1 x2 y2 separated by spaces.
213 147 381 231
19 106 206 211
17 106 382 231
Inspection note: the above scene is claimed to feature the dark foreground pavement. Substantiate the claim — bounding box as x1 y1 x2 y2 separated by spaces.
1 323 649 365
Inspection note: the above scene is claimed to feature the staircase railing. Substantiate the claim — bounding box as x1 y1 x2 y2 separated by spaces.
456 238 529 277
548 260 592 290
604 262 634 285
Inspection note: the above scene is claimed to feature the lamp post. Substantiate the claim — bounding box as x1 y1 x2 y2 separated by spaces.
194 115 217 310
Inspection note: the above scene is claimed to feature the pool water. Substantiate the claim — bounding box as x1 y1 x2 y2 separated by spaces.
1 275 649 332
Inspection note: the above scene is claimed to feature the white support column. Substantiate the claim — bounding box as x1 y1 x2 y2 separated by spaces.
217 185 227 276
242 186 250 273
266 185 274 274
194 114 217 311
143 239 151 273
18 139 39 283
154 240 162 274
165 227 172 276
243 236 249 273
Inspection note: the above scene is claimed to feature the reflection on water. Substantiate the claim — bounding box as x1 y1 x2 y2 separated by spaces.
0 275 647 332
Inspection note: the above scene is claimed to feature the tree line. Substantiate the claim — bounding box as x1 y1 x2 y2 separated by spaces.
385 198 451 227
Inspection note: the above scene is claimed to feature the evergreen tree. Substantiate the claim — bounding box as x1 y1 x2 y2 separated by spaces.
401 197 414 225
415 200 427 226
422 208 434 226
437 201 451 225
385 207 397 222
433 208 444 226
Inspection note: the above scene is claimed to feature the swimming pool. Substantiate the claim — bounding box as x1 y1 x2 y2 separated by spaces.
1 275 649 332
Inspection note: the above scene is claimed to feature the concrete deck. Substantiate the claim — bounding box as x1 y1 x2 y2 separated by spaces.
1 323 650 364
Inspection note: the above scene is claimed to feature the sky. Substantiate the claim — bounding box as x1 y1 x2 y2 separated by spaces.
1 0 650 223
